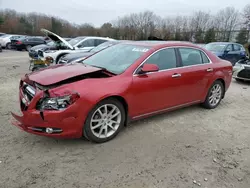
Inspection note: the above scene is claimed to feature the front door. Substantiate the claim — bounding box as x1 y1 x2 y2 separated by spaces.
129 48 187 117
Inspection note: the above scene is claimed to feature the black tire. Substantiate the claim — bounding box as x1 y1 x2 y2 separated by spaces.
235 78 243 82
6 43 11 49
56 54 68 64
83 98 125 143
31 67 39 72
26 45 32 51
201 80 224 109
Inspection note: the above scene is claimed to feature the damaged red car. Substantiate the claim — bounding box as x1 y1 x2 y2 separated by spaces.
11 41 233 143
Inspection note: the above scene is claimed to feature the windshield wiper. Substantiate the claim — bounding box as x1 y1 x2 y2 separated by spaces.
89 65 117 75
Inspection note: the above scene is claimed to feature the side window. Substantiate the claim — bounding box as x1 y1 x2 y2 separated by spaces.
226 44 233 51
34 38 43 42
200 51 210 64
95 39 107 46
77 39 95 48
144 48 177 70
233 44 241 51
179 48 203 66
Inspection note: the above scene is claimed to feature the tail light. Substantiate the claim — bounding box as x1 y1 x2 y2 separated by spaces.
16 41 22 44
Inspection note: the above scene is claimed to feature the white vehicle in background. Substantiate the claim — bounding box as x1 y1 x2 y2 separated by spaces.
0 34 24 49
39 29 115 64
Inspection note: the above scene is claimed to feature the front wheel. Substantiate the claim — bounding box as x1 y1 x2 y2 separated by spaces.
6 43 11 49
202 80 224 109
83 98 125 143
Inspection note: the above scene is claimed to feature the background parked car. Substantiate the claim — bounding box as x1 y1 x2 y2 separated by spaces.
204 42 246 66
57 40 120 64
0 34 24 49
29 38 72 59
11 36 46 51
233 56 250 82
39 29 115 64
0 32 5 37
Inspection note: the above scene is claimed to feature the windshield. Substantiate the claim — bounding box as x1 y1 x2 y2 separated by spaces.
68 37 85 46
205 43 226 52
47 41 55 46
90 42 116 53
83 43 151 74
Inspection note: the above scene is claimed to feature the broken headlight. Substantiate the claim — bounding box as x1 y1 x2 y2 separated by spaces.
37 93 80 110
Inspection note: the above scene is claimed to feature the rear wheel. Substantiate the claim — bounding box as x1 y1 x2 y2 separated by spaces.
83 98 125 143
6 43 11 49
202 80 224 109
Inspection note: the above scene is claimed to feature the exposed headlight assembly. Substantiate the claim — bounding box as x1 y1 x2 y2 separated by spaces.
37 92 80 110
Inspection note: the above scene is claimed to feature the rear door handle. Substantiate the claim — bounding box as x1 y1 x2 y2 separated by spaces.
207 68 213 72
172 73 181 78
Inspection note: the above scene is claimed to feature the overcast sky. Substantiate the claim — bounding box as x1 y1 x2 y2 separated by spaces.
0 0 248 26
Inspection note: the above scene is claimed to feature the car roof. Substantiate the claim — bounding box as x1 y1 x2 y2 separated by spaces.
207 42 243 45
120 40 199 48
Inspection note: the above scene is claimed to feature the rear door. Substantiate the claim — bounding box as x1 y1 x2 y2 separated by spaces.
33 38 45 46
233 44 246 61
175 47 213 103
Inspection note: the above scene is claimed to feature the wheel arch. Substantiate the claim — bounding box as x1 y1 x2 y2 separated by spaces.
214 78 226 98
96 95 130 126
56 53 69 64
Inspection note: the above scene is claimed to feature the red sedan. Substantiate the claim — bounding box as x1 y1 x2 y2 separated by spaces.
11 41 233 143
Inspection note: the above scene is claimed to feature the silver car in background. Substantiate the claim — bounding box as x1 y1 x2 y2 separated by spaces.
233 57 250 82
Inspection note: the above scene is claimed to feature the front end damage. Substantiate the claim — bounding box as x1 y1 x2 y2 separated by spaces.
11 80 87 138
233 58 250 81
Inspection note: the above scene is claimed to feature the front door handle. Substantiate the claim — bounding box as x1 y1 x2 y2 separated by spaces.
172 73 181 78
207 68 213 72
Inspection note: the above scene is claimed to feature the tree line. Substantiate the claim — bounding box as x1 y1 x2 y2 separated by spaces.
0 4 250 44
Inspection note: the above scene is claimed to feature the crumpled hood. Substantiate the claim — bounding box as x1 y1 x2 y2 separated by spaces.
28 63 101 86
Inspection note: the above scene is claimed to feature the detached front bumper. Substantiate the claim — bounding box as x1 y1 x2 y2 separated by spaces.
11 83 86 139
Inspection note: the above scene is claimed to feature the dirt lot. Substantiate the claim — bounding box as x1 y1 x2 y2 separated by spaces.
0 50 250 188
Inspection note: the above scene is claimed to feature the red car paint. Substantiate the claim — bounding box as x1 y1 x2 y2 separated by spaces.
11 41 233 138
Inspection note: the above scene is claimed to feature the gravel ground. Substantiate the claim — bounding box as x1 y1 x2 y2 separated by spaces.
0 50 250 188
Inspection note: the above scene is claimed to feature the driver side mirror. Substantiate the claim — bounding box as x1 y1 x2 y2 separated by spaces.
224 50 230 54
138 63 159 74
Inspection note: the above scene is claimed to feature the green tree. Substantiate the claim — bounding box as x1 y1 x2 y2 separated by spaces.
19 17 32 34
51 17 63 35
235 28 248 44
174 30 182 40
0 16 4 25
194 28 204 43
204 28 216 43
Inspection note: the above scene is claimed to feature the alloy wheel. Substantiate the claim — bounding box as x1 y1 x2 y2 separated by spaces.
90 104 121 139
208 84 222 106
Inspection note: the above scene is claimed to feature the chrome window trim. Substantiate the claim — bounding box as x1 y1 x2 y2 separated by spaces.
133 46 212 76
